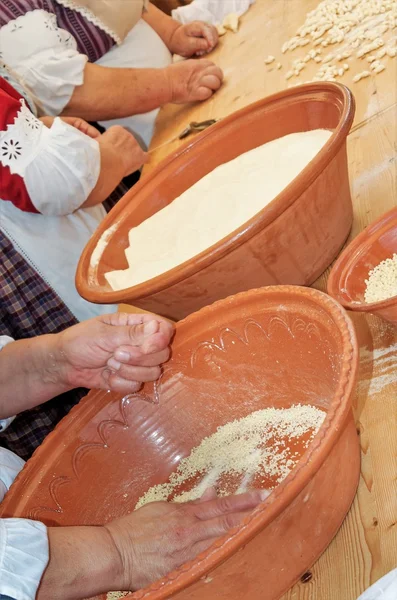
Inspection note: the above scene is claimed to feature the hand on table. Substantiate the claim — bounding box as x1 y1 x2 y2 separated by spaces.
55 313 174 393
105 487 269 591
166 59 224 103
169 21 219 57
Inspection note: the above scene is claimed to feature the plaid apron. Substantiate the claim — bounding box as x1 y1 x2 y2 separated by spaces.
0 182 130 460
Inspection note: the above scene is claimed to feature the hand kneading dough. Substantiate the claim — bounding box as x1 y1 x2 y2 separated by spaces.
105 130 332 291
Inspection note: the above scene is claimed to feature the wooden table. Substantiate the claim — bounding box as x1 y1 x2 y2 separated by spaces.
141 1 397 598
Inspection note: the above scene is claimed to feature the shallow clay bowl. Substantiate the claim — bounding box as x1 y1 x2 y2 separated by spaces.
2 286 359 600
76 83 355 321
328 207 397 325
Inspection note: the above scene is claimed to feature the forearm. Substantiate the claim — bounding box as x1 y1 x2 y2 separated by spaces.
81 142 125 208
62 63 173 121
0 335 71 418
143 2 180 48
37 526 123 600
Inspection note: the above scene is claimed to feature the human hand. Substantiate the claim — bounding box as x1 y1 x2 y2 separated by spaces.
166 59 224 104
105 487 269 591
169 21 219 57
55 313 174 393
40 116 101 139
98 126 149 177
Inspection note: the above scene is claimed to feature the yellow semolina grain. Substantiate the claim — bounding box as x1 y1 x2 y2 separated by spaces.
364 253 397 303
135 405 326 510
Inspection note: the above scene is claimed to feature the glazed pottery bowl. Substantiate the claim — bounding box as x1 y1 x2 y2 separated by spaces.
1 286 360 600
76 82 355 320
327 207 397 325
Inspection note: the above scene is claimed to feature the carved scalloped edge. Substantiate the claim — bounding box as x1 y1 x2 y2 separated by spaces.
24 389 161 520
190 315 321 368
56 0 122 44
7 286 356 600
130 286 358 599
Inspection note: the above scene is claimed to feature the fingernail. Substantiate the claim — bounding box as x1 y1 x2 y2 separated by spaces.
143 320 159 336
260 490 271 501
114 350 130 362
107 358 121 371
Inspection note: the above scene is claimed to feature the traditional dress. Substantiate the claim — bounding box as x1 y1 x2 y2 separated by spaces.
0 0 172 148
0 69 126 459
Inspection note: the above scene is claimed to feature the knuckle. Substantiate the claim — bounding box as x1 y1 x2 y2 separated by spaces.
147 365 161 381
221 513 237 531
217 496 233 513
162 347 171 362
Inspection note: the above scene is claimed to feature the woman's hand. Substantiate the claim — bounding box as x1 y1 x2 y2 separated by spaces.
55 313 174 393
98 126 149 179
105 488 269 591
166 59 224 103
168 21 219 57
40 488 268 599
83 125 149 209
40 116 101 138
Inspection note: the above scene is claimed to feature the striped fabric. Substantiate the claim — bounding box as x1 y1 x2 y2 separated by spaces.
0 0 115 63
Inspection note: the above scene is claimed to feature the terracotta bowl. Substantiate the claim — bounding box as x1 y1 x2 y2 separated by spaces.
76 83 355 321
2 286 359 600
327 207 397 325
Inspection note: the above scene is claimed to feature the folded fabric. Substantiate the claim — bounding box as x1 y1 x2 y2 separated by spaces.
357 569 397 600
172 0 255 25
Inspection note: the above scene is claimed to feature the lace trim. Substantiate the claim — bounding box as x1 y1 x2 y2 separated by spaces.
0 64 37 115
55 0 122 45
0 99 45 176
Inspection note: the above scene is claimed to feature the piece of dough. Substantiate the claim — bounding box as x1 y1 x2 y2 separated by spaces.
223 13 240 33
216 23 227 36
105 130 332 291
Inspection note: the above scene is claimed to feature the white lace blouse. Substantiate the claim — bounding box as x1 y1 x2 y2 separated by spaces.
0 78 117 321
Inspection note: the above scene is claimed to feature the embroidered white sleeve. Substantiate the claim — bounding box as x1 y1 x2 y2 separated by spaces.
0 9 87 116
0 102 100 215
0 337 16 434
0 519 49 600
24 118 101 215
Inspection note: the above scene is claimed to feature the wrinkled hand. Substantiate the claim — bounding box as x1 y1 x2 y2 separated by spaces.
40 116 101 139
169 21 219 57
98 126 149 177
105 487 268 591
166 59 224 104
55 313 174 393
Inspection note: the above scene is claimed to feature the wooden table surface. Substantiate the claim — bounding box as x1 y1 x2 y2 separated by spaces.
139 1 397 598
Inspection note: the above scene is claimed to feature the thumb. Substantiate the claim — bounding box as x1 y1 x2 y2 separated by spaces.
114 319 174 355
127 319 160 346
185 35 209 55
111 319 160 349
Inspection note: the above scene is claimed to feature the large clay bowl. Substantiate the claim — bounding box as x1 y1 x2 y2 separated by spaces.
76 83 355 321
1 286 360 600
328 207 397 325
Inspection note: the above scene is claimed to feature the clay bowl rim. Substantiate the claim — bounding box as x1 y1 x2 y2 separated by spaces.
327 207 397 312
77 82 355 305
124 286 358 599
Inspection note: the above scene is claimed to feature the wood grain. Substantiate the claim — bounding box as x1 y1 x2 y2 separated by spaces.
129 0 397 596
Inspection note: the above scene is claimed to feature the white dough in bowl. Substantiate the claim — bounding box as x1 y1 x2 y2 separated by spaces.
105 129 332 291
